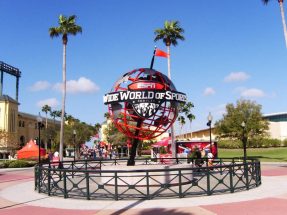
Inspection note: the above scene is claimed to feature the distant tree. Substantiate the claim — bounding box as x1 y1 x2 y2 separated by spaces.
94 123 101 134
262 0 287 47
177 102 195 130
0 130 18 156
49 14 82 161
55 119 97 159
41 105 51 129
103 112 127 147
214 99 269 158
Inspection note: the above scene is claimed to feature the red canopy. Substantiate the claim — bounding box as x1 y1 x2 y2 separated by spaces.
99 141 107 147
17 139 46 159
152 137 171 147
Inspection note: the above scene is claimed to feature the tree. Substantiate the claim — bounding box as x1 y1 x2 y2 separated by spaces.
154 20 185 158
49 15 82 161
262 0 287 47
103 112 128 147
41 105 51 129
214 99 269 159
177 102 195 131
0 130 18 156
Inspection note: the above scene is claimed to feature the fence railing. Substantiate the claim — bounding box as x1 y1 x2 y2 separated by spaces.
35 158 261 200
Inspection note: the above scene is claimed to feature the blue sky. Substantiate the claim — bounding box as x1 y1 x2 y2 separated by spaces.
1 0 287 134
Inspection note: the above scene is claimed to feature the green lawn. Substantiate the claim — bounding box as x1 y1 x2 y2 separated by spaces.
218 147 287 162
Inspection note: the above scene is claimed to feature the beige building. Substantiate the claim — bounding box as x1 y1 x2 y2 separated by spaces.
264 112 287 141
0 95 57 159
176 127 216 141
176 112 287 142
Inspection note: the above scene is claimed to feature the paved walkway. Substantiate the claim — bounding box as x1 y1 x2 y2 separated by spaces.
0 163 287 215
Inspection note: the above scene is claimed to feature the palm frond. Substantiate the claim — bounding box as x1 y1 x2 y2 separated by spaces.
262 0 270 5
154 20 185 47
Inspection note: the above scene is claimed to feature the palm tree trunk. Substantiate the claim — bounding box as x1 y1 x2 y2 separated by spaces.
59 43 67 162
166 45 176 158
45 113 48 129
167 46 171 79
279 1 287 48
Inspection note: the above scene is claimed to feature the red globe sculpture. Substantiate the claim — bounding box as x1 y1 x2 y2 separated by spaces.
104 68 186 140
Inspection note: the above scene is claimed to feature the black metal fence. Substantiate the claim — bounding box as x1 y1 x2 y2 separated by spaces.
35 158 261 200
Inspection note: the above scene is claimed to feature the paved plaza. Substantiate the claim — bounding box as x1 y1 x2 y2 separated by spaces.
0 163 287 215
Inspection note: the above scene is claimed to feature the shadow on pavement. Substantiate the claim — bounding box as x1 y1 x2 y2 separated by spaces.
110 200 192 215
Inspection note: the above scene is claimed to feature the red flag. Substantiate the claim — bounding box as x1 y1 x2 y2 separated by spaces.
155 48 169 58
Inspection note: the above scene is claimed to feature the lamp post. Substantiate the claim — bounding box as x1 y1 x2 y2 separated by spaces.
36 113 43 165
241 121 247 161
207 112 213 153
73 130 76 161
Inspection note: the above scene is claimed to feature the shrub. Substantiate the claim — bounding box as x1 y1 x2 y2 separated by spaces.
0 160 36 168
283 139 287 147
248 138 282 148
217 140 242 149
218 138 285 149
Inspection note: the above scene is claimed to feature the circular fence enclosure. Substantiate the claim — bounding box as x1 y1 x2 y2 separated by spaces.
35 158 261 200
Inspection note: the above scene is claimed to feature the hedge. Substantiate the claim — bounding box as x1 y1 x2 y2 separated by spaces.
0 160 37 168
218 138 287 149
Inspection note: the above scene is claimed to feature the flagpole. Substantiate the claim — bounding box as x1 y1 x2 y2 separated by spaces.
150 46 157 69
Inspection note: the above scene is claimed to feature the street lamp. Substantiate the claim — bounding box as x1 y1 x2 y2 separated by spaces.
207 112 213 153
36 113 43 165
241 121 247 161
73 130 76 161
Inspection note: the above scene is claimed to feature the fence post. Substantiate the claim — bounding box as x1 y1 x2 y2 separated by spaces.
63 171 68 198
72 161 74 178
34 166 37 191
38 166 41 193
86 172 90 200
244 162 249 190
146 171 150 199
178 170 182 198
220 158 223 175
207 167 211 195
48 167 51 196
115 172 118 201
229 166 234 193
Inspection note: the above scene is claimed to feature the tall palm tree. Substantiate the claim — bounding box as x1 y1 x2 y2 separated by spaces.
50 110 57 124
41 104 51 129
262 0 287 47
154 20 185 79
177 102 195 132
49 15 82 161
154 20 185 158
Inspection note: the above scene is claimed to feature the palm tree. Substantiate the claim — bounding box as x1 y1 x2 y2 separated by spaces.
154 20 185 158
177 102 195 132
49 14 82 161
154 20 185 79
65 114 76 125
41 105 51 129
50 110 57 124
262 0 287 47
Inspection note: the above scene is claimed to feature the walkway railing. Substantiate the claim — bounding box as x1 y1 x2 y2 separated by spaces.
35 158 261 200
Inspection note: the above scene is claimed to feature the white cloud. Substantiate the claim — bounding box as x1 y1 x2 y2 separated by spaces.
240 88 265 98
37 98 59 108
53 77 99 94
224 72 250 82
203 87 215 96
29 81 51 91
